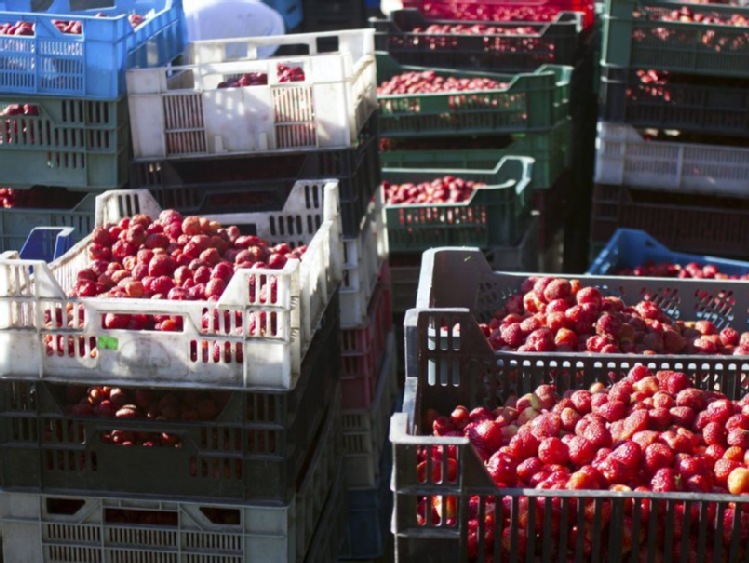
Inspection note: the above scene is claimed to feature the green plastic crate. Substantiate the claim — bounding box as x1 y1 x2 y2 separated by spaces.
0 95 130 190
603 0 749 78
382 156 534 253
380 118 571 190
376 53 573 138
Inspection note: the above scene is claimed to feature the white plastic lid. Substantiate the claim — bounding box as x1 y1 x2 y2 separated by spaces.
183 0 286 59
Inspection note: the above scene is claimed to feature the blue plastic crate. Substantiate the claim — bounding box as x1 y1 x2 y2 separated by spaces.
261 0 302 30
339 442 393 561
0 0 186 99
18 226 74 261
587 228 749 277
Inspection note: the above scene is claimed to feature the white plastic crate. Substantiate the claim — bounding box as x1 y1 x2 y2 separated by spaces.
594 121 749 197
127 29 378 161
342 330 399 488
0 386 342 563
0 181 342 391
340 192 389 328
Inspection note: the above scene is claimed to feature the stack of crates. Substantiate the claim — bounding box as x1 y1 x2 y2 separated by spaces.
371 0 600 274
0 0 187 255
0 183 348 562
592 0 749 260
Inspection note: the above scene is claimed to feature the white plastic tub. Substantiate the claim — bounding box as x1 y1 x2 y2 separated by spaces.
0 180 342 390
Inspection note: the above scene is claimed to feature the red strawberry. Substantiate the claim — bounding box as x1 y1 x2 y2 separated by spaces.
611 441 643 469
595 400 628 422
657 370 691 395
528 413 562 440
570 390 592 415
578 418 612 449
516 457 544 485
647 407 672 431
632 430 660 448
714 458 741 486
675 454 710 481
608 380 634 404
728 428 749 449
650 467 682 492
610 410 649 443
652 392 675 410
644 443 675 476
486 451 518 487
560 407 582 432
706 400 735 426
660 429 694 454
703 422 728 447
538 437 569 466
507 430 540 459
627 364 653 382
726 414 749 432
598 456 632 486
670 406 697 428
566 465 604 490
467 419 503 459
567 435 597 467
675 388 707 412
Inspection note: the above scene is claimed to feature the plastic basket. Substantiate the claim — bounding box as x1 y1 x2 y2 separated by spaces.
0 0 185 99
594 121 749 198
372 9 584 71
303 462 347 563
0 295 341 504
600 65 749 137
587 228 749 276
0 181 343 391
0 393 341 562
603 0 749 79
130 111 380 239
380 118 572 190
342 329 399 488
340 193 389 327
341 275 394 410
392 306 749 562
127 29 377 160
18 227 74 262
590 182 749 259
376 53 573 138
389 216 539 315
382 156 534 253
402 0 595 28
0 94 129 190
339 442 394 561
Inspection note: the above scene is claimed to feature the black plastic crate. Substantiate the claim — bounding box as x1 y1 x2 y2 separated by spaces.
0 292 342 505
371 9 584 72
393 304 749 562
600 65 749 137
129 114 379 238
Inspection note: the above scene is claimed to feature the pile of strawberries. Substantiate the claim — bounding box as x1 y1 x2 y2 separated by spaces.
0 13 146 36
480 276 749 355
217 64 305 89
404 3 562 22
377 71 506 96
411 23 536 36
615 260 749 280
382 175 484 204
423 366 749 559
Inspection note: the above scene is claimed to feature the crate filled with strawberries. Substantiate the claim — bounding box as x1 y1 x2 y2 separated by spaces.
372 9 584 71
376 53 573 138
0 180 342 390
401 0 595 30
0 0 186 99
587 228 749 278
126 29 377 161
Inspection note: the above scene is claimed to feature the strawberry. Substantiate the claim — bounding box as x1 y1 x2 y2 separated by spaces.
675 388 707 412
611 441 643 469
538 437 569 465
566 466 604 490
652 391 675 410
670 406 697 428
560 407 582 432
703 422 728 447
657 370 691 395
647 407 672 431
650 467 682 492
467 419 503 460
627 364 653 382
570 390 592 415
728 428 749 449
567 435 597 466
595 400 628 422
632 430 660 448
706 400 735 426
644 443 675 476
578 418 612 449
675 454 710 481
598 456 632 486
714 458 741 486
486 451 518 487
528 413 562 440
507 429 540 459
607 380 633 404
516 457 544 485
610 410 649 443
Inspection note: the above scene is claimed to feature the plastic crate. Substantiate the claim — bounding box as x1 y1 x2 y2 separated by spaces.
383 156 534 253
127 29 377 160
533 168 571 252
304 462 347 563
263 0 304 29
0 392 341 562
389 216 539 315
0 0 185 99
402 0 595 29
590 182 749 258
339 442 393 561
130 112 380 239
376 53 573 138
587 228 749 276
341 275 394 411
342 329 398 488
602 0 749 79
392 307 749 562
18 227 74 262
372 9 584 71
0 294 341 504
594 121 749 198
0 94 129 190
340 193 389 327
600 65 749 137
0 181 343 391
380 119 571 191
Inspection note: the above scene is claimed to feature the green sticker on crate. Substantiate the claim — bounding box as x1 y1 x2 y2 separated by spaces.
98 337 119 351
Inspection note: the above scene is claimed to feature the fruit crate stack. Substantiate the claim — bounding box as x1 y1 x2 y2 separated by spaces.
0 0 187 254
391 246 749 561
591 0 749 259
0 183 349 562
